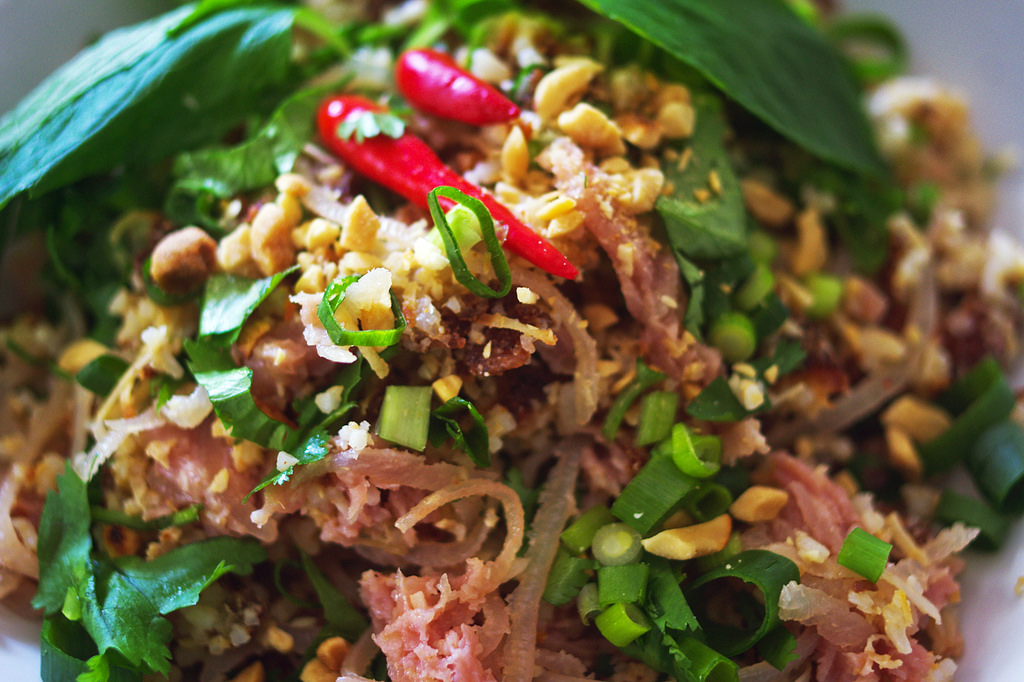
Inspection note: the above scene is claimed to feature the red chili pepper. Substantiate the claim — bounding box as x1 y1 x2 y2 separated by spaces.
395 48 520 126
317 95 578 280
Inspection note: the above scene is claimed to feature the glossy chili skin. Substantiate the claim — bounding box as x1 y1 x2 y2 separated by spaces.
395 48 520 125
317 95 577 280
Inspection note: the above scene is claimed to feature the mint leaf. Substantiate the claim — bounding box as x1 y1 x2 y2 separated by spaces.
185 340 298 450
198 266 297 344
657 93 747 261
0 5 299 210
577 0 885 176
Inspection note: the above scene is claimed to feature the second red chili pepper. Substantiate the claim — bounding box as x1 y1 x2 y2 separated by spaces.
317 95 578 280
395 48 520 126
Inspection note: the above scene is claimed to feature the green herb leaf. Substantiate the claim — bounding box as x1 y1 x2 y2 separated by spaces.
0 5 299 210
199 266 297 344
185 340 297 449
577 0 885 175
90 504 203 531
657 94 747 261
645 558 699 633
41 616 142 682
75 355 130 397
169 85 331 205
299 551 368 641
34 464 266 676
429 396 491 467
337 110 407 143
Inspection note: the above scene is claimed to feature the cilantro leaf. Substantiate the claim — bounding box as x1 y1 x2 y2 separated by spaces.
34 465 266 676
299 551 368 641
336 110 406 143
75 355 130 397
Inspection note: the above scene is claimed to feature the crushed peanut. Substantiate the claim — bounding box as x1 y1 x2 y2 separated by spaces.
729 485 790 522
641 514 732 561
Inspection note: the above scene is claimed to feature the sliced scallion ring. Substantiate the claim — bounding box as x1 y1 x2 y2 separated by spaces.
836 527 891 582
427 185 512 298
317 274 407 347
687 549 800 657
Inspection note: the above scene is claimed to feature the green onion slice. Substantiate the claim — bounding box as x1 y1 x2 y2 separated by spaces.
966 420 1024 514
934 489 1011 552
317 274 407 347
758 624 799 671
708 311 757 364
597 563 650 607
661 424 722 479
683 482 733 522
595 602 652 648
377 385 432 451
592 523 644 566
919 368 1015 475
687 549 800 657
428 396 490 467
611 455 698 534
561 505 615 555
427 185 511 299
675 636 739 682
829 14 908 84
635 391 679 447
836 527 892 582
603 358 667 441
576 582 601 626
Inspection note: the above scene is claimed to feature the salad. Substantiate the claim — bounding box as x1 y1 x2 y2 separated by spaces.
2 1 1023 681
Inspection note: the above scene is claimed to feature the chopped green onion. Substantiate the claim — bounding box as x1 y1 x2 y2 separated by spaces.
561 505 616 555
733 263 775 311
675 635 739 682
696 531 743 573
576 582 601 626
919 368 1015 475
661 424 722 479
635 391 679 446
595 602 651 648
299 551 369 640
803 272 842 319
427 186 511 298
708 311 757 363
829 14 908 84
603 358 666 441
687 549 800 657
273 559 320 609
611 455 698 534
939 356 1002 415
429 203 483 252
836 527 891 582
934 489 1010 552
75 354 130 397
543 547 596 606
713 464 751 499
747 229 779 265
597 563 649 607
428 396 490 467
683 482 733 522
592 523 644 566
967 421 1024 514
758 624 799 671
377 385 432 451
317 274 407 347
89 504 203 530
